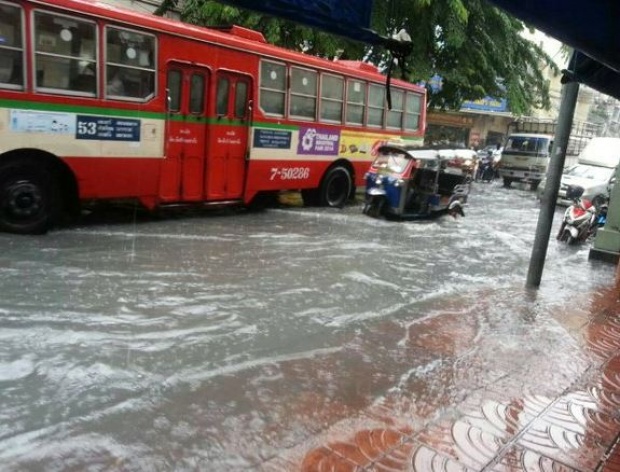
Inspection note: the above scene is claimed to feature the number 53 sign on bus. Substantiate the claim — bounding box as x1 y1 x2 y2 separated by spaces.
76 115 141 142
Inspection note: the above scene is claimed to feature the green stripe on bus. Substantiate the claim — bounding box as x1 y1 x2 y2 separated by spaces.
0 98 163 120
168 116 255 126
252 122 298 130
0 99 418 136
0 99 290 128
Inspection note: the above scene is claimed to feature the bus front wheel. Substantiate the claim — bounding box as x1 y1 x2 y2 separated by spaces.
0 160 58 234
318 166 352 208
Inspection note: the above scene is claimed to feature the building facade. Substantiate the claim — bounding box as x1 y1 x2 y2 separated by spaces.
425 32 599 151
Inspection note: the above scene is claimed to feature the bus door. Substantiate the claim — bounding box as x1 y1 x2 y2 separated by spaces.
206 73 252 200
161 65 210 202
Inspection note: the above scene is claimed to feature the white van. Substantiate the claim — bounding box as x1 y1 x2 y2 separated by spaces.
538 137 620 206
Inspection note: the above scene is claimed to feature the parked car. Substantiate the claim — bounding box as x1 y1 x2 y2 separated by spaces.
538 163 617 206
537 137 620 206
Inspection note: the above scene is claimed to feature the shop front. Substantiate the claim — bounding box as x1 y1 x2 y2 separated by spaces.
425 111 475 148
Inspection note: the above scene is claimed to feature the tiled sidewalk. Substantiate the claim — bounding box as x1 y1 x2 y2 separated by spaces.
265 269 620 471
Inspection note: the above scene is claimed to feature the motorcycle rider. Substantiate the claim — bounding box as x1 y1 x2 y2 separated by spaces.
476 148 495 181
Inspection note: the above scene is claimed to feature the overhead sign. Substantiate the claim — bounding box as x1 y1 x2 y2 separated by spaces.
461 97 508 113
424 75 509 112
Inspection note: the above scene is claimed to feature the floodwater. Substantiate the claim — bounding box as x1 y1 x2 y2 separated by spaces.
0 182 615 470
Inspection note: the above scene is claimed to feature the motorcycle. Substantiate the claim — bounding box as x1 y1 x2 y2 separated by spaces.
363 143 469 220
476 151 496 182
556 185 607 244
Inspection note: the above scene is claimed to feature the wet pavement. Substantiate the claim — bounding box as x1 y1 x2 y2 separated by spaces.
271 268 620 472
1 181 620 471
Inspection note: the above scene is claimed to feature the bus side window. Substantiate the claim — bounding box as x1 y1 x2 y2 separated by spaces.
105 27 156 100
189 73 206 114
216 77 230 117
107 68 125 96
404 92 421 131
320 74 344 123
0 4 25 89
167 70 182 112
386 89 404 129
259 60 285 115
368 83 385 127
290 67 317 120
33 11 97 96
234 81 248 119
346 79 365 126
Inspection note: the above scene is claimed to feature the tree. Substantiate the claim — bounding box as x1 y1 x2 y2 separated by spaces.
156 0 558 115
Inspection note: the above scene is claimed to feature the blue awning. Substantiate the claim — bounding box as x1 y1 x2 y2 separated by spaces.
563 51 620 101
486 0 620 100
219 0 620 100
486 0 620 74
218 0 382 45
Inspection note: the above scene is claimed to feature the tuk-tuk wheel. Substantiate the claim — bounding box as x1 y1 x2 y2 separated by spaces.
363 198 384 218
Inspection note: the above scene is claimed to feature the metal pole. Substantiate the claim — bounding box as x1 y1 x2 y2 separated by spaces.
526 80 580 288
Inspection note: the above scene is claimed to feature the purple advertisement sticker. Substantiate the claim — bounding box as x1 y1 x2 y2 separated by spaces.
298 127 340 155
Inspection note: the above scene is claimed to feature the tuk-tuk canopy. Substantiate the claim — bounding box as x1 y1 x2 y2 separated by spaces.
376 143 475 164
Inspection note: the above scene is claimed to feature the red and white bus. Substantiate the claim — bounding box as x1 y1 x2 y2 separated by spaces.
0 0 426 234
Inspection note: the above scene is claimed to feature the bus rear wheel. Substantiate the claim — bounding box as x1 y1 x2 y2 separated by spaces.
502 177 514 188
0 161 58 234
318 166 352 208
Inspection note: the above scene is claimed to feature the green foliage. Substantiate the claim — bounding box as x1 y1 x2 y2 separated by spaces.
156 0 559 115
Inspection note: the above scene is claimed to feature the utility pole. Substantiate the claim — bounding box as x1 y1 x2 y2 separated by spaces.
526 81 580 288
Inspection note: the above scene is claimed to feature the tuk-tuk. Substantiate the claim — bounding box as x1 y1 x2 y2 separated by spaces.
362 143 471 220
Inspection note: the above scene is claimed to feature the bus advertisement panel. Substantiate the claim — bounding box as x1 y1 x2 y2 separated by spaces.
0 0 426 234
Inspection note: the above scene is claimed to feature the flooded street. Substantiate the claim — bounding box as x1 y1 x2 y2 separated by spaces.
0 182 616 470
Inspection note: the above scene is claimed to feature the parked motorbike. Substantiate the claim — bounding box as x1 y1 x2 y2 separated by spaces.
556 185 607 244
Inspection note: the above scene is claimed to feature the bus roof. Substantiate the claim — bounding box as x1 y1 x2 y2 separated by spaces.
32 0 423 90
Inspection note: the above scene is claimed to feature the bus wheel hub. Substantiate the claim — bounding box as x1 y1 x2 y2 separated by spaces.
7 181 42 216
